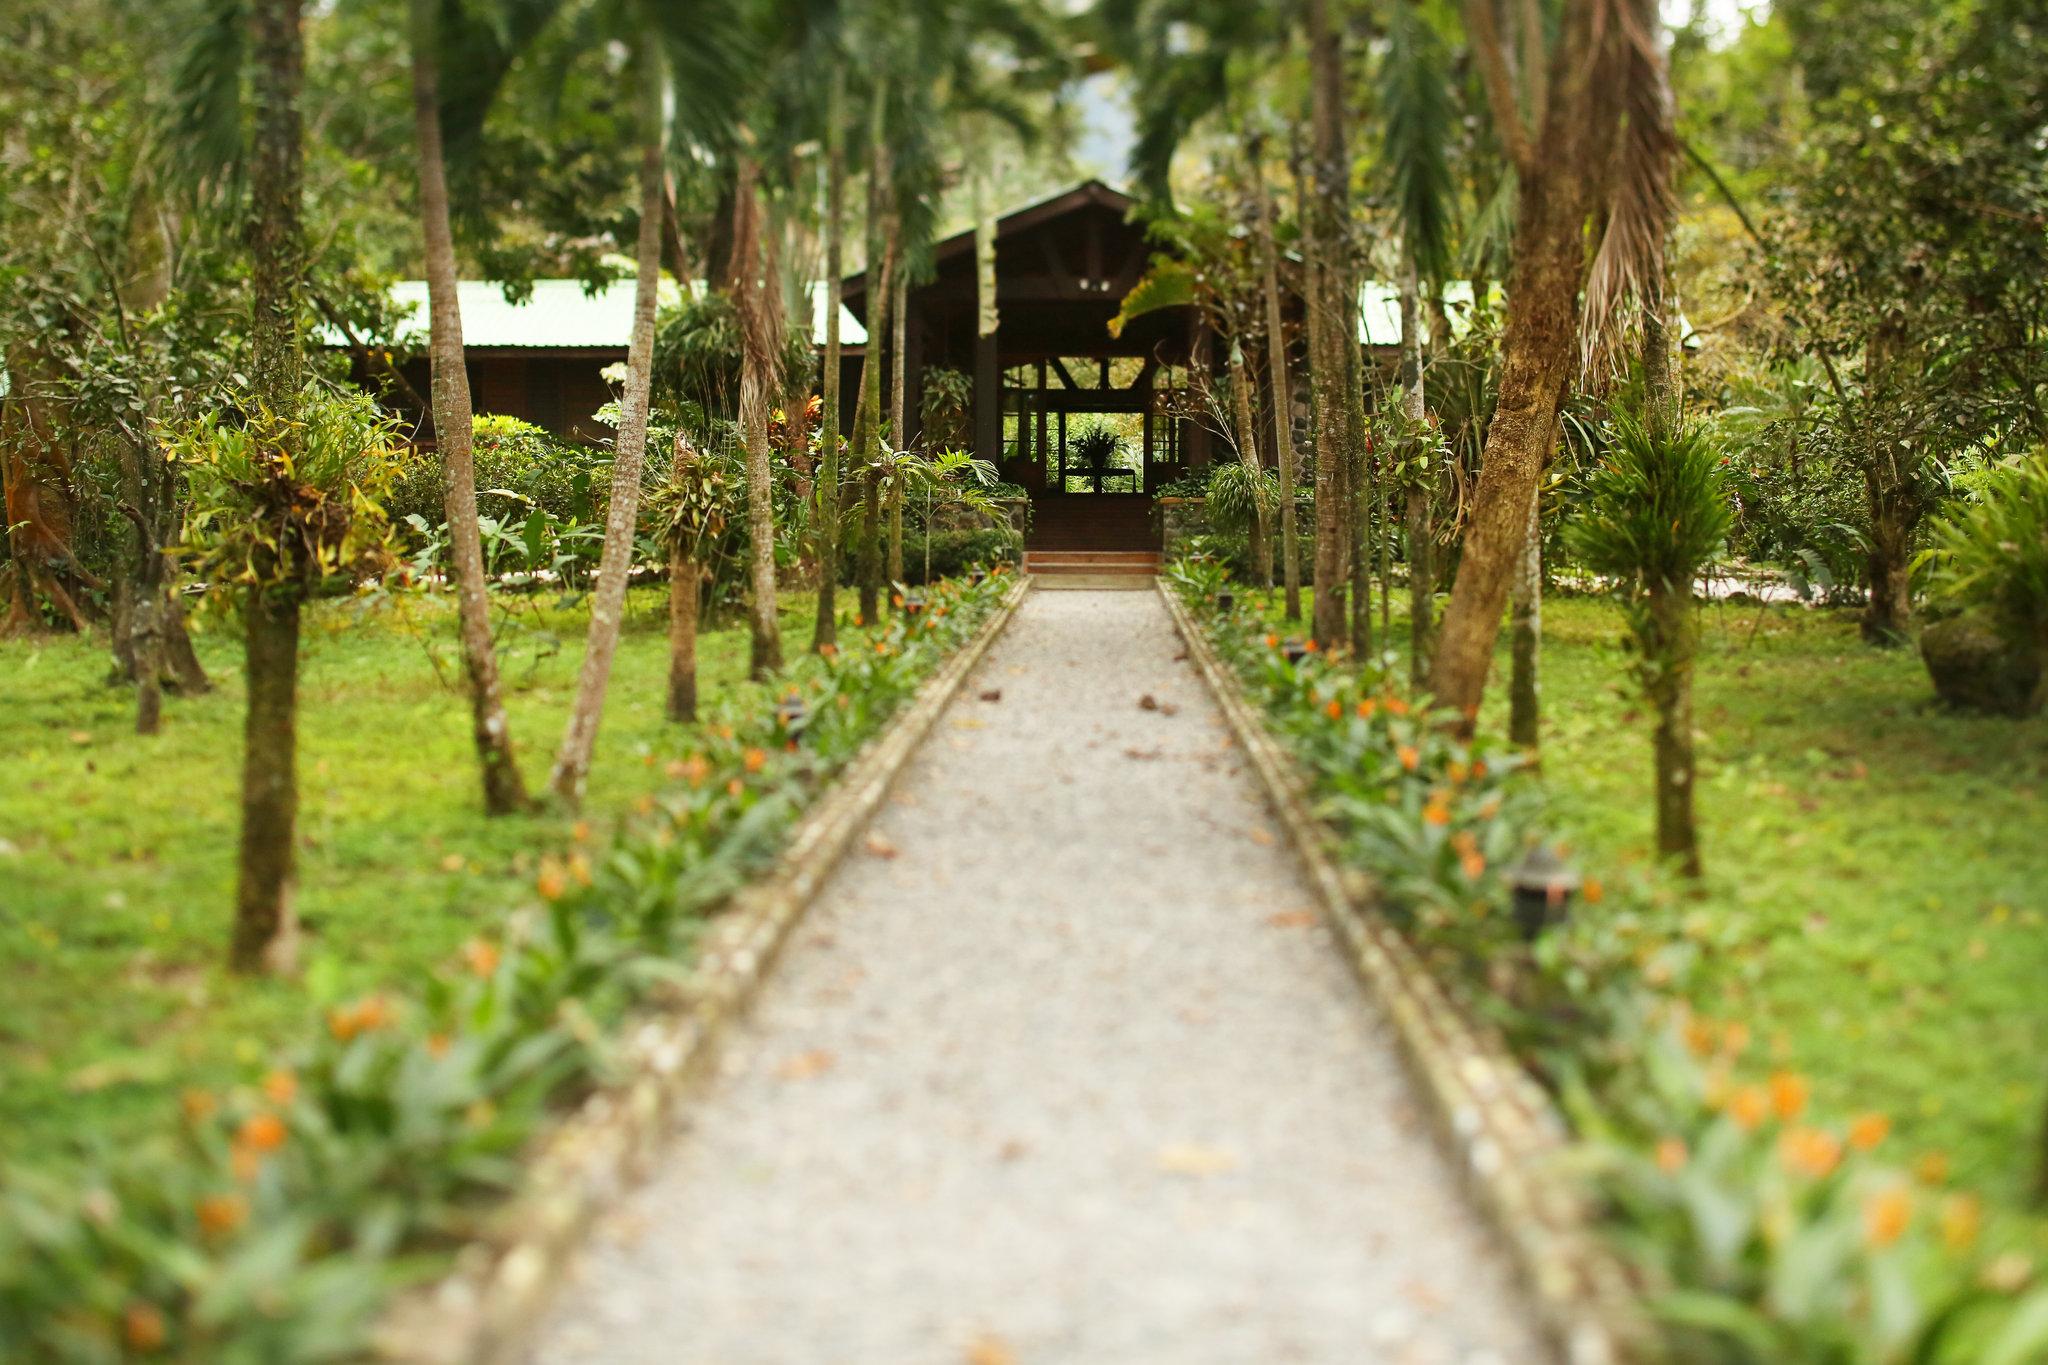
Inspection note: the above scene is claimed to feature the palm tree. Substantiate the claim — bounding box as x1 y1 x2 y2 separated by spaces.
1427 0 1641 728
408 0 526 814
812 68 849 652
729 145 786 678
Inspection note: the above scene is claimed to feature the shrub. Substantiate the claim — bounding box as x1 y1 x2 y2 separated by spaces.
1923 451 2048 678
895 528 1021 585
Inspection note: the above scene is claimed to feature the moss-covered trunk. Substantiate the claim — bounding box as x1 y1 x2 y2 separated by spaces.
230 588 301 973
812 70 847 653
667 547 701 723
1647 582 1702 876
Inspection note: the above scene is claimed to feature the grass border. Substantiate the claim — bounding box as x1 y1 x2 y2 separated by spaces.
373 577 1032 1364
1159 580 1650 1365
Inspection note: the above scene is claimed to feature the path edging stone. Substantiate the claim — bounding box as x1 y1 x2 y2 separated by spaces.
373 577 1031 1365
1158 581 1650 1365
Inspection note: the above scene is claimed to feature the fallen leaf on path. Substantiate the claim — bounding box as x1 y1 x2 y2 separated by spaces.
953 716 987 730
1138 694 1160 711
1122 746 1163 761
1157 1143 1237 1176
978 688 1003 702
776 1050 835 1080
863 834 900 859
1266 910 1317 929
1248 828 1275 846
963 1335 1016 1365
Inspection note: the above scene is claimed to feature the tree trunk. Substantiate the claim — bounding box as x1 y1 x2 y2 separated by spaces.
1228 342 1271 586
549 49 665 806
888 269 908 588
1400 257 1434 690
732 151 785 680
411 0 525 814
667 546 700 722
1647 582 1701 875
1305 0 1352 651
1508 484 1542 748
851 92 894 627
1430 0 1625 729
231 0 306 973
1348 321 1375 658
230 588 301 973
1861 461 1917 645
1249 148 1300 620
812 70 847 653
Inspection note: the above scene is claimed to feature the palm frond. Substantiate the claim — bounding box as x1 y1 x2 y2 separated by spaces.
164 0 248 206
1379 0 1458 283
1581 0 1677 375
1108 258 1199 338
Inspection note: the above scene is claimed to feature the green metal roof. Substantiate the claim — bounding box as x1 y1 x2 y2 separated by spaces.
1357 281 1486 347
365 279 867 350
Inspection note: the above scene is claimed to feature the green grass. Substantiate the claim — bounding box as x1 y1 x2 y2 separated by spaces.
1256 587 2048 1222
0 587 855 1168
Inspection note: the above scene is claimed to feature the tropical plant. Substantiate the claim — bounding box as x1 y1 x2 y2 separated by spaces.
1565 415 1732 876
642 433 736 721
167 384 404 971
1921 451 2048 711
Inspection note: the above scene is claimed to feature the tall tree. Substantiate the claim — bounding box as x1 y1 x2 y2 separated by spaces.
549 44 668 805
1428 0 1635 727
1302 0 1353 651
409 0 526 814
730 146 786 677
812 68 848 652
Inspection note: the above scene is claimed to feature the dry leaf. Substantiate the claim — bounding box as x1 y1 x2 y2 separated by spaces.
1266 910 1317 929
776 1049 835 1080
1156 1143 1237 1176
964 1335 1016 1365
1138 694 1159 711
1158 702 1180 716
1122 746 1163 761
864 834 899 859
1248 828 1276 846
978 688 1003 702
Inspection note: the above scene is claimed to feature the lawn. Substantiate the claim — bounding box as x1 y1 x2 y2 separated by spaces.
0 587 857 1169
1257 587 2048 1225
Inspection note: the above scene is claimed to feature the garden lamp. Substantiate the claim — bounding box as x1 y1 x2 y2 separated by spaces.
1509 843 1580 940
1281 636 1310 666
903 591 927 617
1216 589 1236 614
775 692 812 745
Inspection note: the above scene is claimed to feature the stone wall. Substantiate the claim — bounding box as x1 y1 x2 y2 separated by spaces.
1156 497 1209 560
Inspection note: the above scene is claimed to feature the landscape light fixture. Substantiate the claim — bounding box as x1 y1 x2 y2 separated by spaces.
1281 636 1310 666
1216 589 1235 614
775 693 812 744
1509 842 1580 941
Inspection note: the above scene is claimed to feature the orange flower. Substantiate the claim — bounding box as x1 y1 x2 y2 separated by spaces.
1777 1127 1843 1179
1939 1193 1982 1251
571 819 592 844
1470 760 1487 780
195 1192 247 1238
1916 1151 1951 1186
727 778 746 798
818 642 838 658
1422 799 1451 827
1446 760 1469 784
852 614 864 627
261 1069 297 1105
328 995 393 1043
1385 696 1409 717
1863 1187 1911 1247
1581 877 1605 905
180 1089 217 1123
1769 1071 1809 1122
1729 1086 1770 1132
1847 1113 1890 1151
1655 1137 1688 1173
1460 850 1487 880
536 859 568 902
874 641 890 655
1263 633 1280 649
462 938 500 978
1398 745 1420 773
1355 698 1378 719
1325 698 1343 720
1682 1016 1717 1059
426 1032 452 1058
682 754 711 787
743 747 768 773
568 852 592 887
1721 1021 1750 1056
124 1302 167 1353
1303 638 1319 653
237 1112 287 1154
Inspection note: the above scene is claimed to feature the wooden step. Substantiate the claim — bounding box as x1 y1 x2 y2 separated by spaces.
1024 550 1160 577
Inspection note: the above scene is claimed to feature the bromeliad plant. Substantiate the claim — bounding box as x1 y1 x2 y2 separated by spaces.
1920 449 2048 714
0 570 1013 1362
1564 414 1732 878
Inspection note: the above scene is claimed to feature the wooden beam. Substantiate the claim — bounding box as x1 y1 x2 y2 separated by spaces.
1048 357 1080 390
974 325 1000 463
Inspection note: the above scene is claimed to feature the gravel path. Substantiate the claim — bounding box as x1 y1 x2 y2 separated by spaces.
525 589 1544 1365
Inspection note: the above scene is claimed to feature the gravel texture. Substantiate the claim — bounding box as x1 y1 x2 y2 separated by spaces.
524 589 1545 1365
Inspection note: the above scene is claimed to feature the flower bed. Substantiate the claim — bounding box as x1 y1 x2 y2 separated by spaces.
1163 560 2048 1365
0 571 1016 1362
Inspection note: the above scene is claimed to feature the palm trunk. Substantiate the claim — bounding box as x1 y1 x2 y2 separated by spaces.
231 0 306 973
1861 461 1917 645
1228 343 1271 586
1249 149 1300 620
549 49 665 805
1399 257 1434 689
851 93 893 626
1508 484 1542 747
667 544 700 722
1647 582 1701 875
812 72 847 652
1430 0 1625 729
1348 320 1375 658
411 0 525 814
888 269 908 588
1305 0 1351 651
732 150 785 679
230 588 301 973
